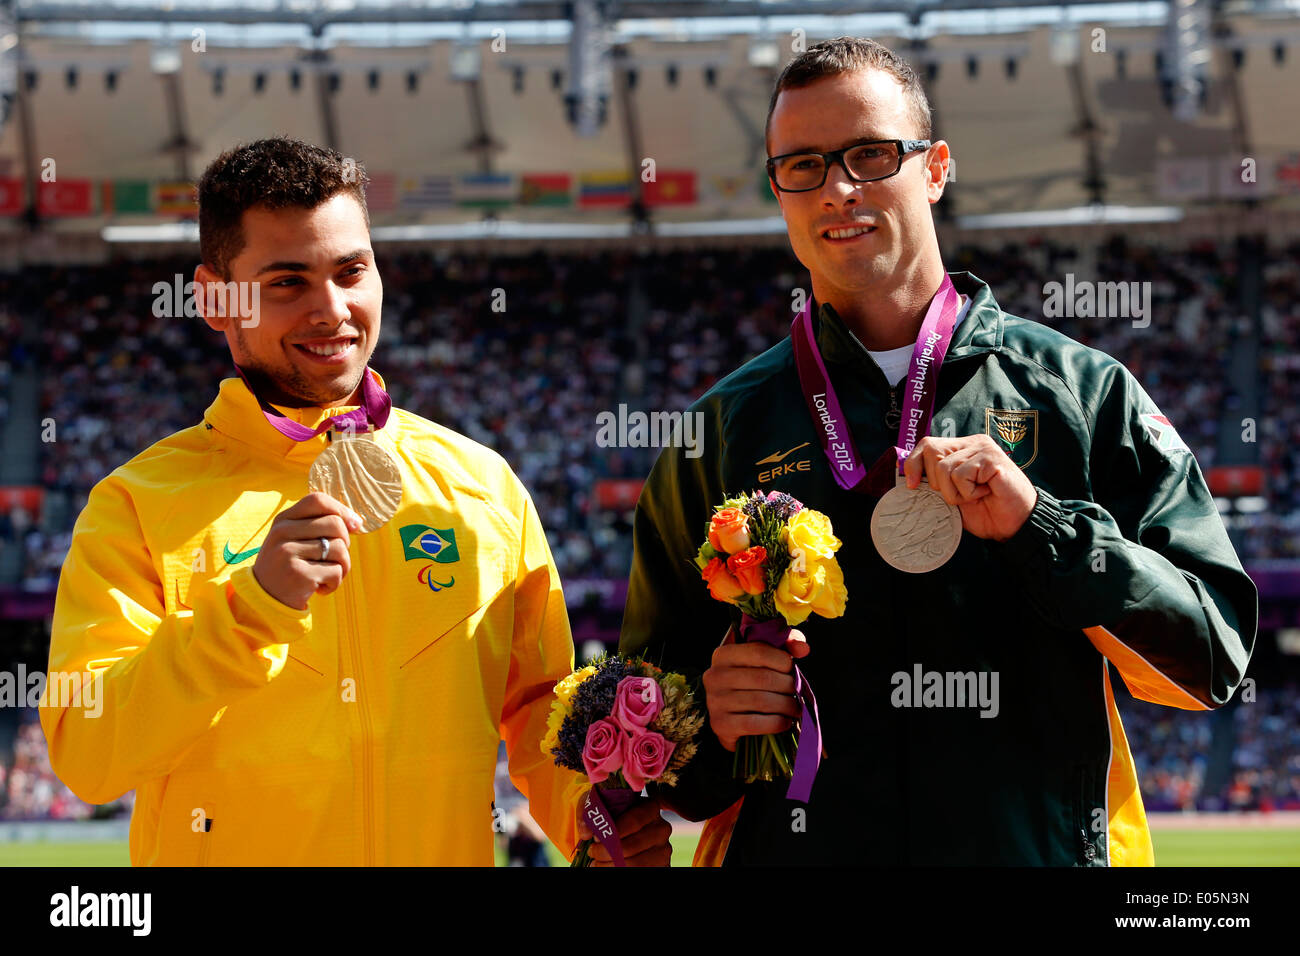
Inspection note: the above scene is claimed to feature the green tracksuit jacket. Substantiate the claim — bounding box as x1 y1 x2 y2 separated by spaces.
619 271 1257 866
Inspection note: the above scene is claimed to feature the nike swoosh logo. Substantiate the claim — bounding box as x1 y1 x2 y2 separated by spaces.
755 442 811 466
223 542 261 565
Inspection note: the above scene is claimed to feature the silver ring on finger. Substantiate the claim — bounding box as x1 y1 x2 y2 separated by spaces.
319 536 330 562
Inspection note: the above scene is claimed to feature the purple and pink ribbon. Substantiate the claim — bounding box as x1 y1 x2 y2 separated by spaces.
790 273 961 496
234 364 392 441
580 787 639 867
739 613 823 804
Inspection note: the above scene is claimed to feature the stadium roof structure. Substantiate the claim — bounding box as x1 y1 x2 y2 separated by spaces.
0 0 1298 248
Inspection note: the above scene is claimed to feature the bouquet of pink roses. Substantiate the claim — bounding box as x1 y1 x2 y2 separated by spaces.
694 489 846 800
542 655 704 866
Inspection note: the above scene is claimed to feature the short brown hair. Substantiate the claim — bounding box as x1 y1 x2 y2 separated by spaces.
765 36 932 150
198 136 370 279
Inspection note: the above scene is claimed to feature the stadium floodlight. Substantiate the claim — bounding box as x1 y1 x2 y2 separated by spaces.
102 222 199 243
1049 25 1079 66
748 37 779 68
956 205 1184 230
363 217 790 242
565 0 611 137
372 221 633 241
150 42 181 75
450 42 480 81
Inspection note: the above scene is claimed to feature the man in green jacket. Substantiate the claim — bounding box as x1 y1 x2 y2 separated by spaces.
619 36 1257 865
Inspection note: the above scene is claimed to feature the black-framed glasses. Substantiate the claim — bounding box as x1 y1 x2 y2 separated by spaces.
766 139 932 192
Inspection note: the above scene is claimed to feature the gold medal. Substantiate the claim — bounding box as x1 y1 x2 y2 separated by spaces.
308 430 403 533
870 475 962 573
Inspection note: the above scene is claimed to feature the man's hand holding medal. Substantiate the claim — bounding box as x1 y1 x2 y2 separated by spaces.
901 434 1038 544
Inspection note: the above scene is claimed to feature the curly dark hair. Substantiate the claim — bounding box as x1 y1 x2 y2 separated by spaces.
197 137 370 279
765 36 932 149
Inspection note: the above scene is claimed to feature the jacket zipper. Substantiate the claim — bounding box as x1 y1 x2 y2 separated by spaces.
342 568 377 866
197 812 213 867
1077 766 1099 865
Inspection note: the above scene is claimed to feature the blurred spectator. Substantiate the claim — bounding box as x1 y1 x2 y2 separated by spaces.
10 238 1291 585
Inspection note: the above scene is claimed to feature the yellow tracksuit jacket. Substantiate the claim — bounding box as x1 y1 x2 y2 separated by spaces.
39 370 586 865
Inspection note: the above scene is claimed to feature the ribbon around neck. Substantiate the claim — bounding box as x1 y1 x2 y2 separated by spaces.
791 275 961 497
738 613 822 804
234 364 392 442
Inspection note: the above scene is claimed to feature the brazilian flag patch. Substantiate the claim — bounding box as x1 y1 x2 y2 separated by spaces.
399 525 460 564
985 408 1038 469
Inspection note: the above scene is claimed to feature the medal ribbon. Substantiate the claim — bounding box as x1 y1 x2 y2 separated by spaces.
739 614 822 804
579 787 639 867
235 364 392 442
791 274 961 496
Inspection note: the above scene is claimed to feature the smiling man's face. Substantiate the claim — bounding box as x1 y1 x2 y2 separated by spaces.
767 67 947 311
196 191 381 409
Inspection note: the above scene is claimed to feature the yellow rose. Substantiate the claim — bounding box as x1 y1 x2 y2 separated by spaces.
786 509 841 562
810 556 847 619
774 562 827 627
539 701 566 756
554 664 596 709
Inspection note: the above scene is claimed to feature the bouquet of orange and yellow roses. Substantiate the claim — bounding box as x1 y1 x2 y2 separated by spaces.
694 490 846 800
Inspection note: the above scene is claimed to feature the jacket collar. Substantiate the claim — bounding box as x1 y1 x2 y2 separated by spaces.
203 367 393 465
813 271 1004 370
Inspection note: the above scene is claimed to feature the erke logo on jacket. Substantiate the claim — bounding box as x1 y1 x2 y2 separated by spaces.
755 442 812 483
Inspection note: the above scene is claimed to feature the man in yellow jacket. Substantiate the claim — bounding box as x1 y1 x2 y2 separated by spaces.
39 137 670 866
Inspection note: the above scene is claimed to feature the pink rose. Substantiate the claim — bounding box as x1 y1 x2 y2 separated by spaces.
611 676 663 733
621 730 676 792
581 718 624 783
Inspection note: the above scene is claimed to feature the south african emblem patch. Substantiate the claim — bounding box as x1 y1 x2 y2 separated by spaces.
985 408 1038 468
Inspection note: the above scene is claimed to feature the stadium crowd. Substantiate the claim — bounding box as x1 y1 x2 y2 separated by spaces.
0 714 135 820
4 237 1295 588
1115 685 1300 813
0 238 1297 822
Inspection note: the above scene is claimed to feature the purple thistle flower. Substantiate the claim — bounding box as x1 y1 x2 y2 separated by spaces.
738 494 764 522
763 490 804 521
551 657 631 772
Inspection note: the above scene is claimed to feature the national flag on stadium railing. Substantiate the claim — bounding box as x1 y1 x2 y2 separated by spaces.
456 172 516 208
0 177 23 216
37 179 95 217
1155 158 1212 200
577 171 631 208
519 173 571 206
1215 157 1273 199
705 173 749 204
364 172 397 212
155 181 197 216
101 180 152 214
642 170 697 206
1277 153 1300 194
399 174 454 209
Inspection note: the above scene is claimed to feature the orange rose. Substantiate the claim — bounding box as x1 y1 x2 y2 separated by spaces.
726 546 768 595
701 557 745 603
708 507 751 554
